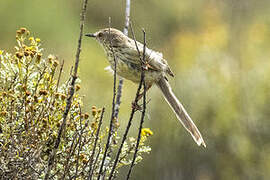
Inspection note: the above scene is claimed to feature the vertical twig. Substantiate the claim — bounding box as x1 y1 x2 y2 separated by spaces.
123 0 130 36
114 0 131 119
49 60 64 110
91 145 102 178
87 107 105 180
97 18 117 180
62 131 79 179
73 105 87 179
43 0 88 179
103 2 131 173
108 24 146 180
56 60 64 92
126 29 147 180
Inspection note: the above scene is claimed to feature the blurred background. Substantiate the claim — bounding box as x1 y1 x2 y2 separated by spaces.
1 0 270 179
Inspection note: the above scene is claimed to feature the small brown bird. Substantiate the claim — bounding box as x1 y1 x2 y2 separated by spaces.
85 28 206 147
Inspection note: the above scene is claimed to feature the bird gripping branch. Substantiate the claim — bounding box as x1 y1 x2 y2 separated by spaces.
85 28 206 147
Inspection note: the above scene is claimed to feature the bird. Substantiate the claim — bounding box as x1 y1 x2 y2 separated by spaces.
85 28 206 147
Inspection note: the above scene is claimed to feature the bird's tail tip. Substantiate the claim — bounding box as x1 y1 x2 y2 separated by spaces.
190 129 206 148
197 138 206 148
156 77 206 148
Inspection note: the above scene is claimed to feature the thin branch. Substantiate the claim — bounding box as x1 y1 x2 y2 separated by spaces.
114 78 123 118
126 29 147 180
88 107 105 180
108 25 146 180
56 60 64 92
129 22 144 63
97 18 117 180
50 60 64 109
73 105 85 179
114 0 131 119
43 0 88 179
91 144 102 178
123 0 130 36
62 131 79 179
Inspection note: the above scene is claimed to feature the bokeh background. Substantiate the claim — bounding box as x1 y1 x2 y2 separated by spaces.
1 0 270 179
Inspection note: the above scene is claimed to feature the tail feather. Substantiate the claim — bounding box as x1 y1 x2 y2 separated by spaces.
156 77 206 147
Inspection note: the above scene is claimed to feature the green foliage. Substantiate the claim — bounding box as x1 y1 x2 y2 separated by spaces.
136 3 270 179
0 28 152 179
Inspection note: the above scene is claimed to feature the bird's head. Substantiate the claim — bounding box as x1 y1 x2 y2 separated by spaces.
85 28 127 47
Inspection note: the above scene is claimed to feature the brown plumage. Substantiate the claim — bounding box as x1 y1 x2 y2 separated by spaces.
86 28 206 147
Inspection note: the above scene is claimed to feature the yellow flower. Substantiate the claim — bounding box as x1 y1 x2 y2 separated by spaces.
0 50 3 55
29 37 34 41
36 38 41 43
141 128 153 137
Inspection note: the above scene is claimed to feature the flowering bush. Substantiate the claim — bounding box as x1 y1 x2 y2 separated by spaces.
0 28 152 179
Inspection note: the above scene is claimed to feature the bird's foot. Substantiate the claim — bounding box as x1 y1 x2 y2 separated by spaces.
132 101 142 111
131 99 151 112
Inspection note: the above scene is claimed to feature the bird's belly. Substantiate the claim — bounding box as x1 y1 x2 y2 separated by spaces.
110 59 161 84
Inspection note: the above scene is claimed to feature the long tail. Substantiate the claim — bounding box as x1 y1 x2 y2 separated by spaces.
156 77 206 147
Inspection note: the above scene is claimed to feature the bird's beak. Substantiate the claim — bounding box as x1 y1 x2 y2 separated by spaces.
85 33 96 38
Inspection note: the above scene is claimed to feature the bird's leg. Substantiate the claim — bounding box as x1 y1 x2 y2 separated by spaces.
132 84 152 111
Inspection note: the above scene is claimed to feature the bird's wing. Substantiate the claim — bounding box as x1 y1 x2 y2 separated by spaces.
121 39 174 76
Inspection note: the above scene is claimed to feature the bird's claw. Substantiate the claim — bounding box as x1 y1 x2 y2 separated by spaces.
132 101 142 111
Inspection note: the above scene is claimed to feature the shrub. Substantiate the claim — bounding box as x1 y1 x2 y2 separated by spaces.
0 28 152 179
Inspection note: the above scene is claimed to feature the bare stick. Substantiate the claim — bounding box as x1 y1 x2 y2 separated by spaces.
114 0 131 119
126 29 147 180
91 145 102 178
123 0 130 36
62 131 78 179
97 18 117 180
73 105 89 179
108 25 146 180
129 22 144 63
50 60 64 108
56 60 64 92
88 107 105 180
43 0 88 179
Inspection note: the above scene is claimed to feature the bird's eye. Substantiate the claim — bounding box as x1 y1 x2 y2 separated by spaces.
98 33 103 37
